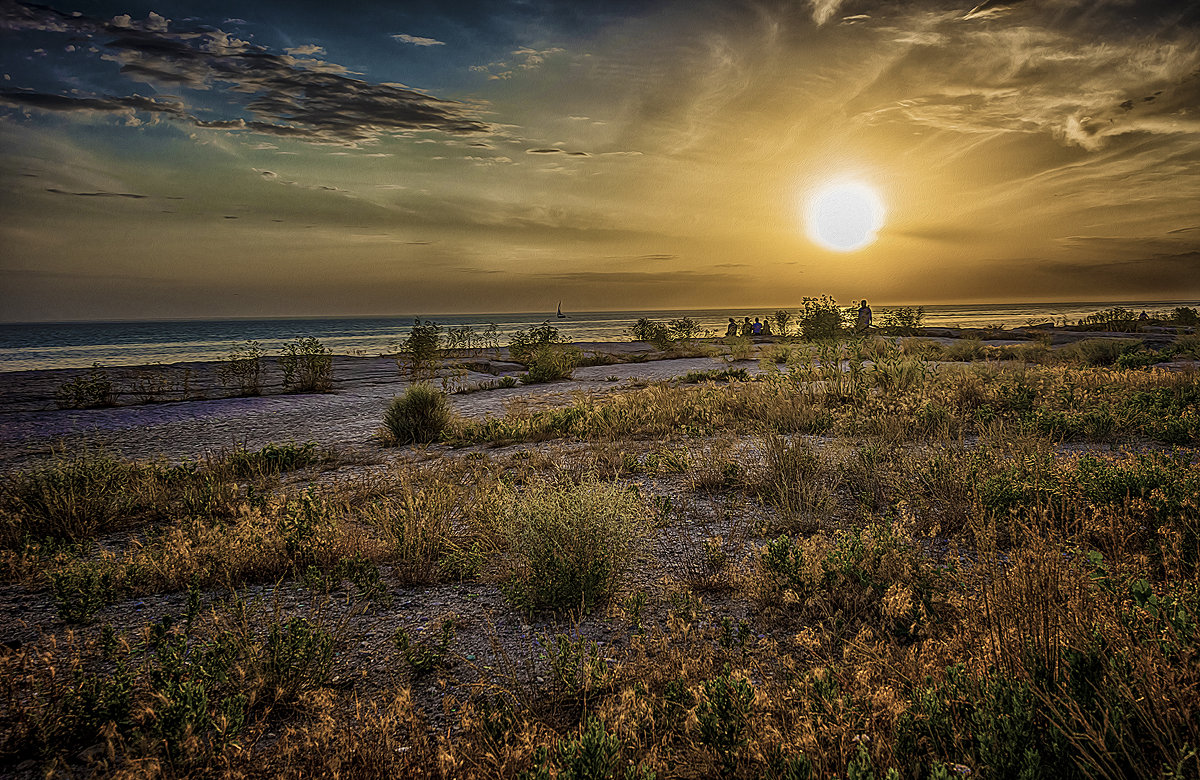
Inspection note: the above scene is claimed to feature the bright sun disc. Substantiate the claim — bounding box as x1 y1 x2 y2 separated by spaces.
805 181 885 252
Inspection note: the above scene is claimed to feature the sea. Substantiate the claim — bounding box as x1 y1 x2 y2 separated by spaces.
0 301 1194 373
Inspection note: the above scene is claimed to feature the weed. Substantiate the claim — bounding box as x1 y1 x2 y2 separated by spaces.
508 322 563 364
522 343 581 384
501 480 646 614
278 336 333 392
219 340 266 396
382 384 452 444
53 363 116 409
395 617 455 676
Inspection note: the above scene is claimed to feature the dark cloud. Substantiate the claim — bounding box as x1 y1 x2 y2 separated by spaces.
0 2 493 144
45 188 147 198
0 89 185 116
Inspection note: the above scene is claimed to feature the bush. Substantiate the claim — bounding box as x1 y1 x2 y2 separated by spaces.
669 316 703 340
879 306 925 335
508 322 562 363
278 337 333 393
1078 307 1139 331
501 480 646 614
219 341 266 396
397 319 442 380
629 318 675 349
797 296 845 340
0 448 141 546
1173 307 1198 327
382 385 452 444
1059 338 1142 367
773 310 793 337
522 344 581 384
942 339 986 362
53 363 115 409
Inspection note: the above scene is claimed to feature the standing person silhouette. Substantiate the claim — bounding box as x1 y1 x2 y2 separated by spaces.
856 300 872 333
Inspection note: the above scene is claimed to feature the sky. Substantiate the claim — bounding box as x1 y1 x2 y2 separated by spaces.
1 0 1198 321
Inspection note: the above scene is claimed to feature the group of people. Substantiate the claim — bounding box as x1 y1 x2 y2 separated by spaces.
725 316 773 338
724 301 874 339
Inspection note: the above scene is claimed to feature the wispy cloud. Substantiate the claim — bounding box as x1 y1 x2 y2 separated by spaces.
392 33 445 47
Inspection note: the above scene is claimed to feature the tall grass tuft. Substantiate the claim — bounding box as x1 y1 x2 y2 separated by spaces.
501 480 647 614
0 448 143 546
382 384 452 444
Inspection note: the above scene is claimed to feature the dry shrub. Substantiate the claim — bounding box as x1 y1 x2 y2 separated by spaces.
499 479 648 614
756 435 840 533
382 384 453 444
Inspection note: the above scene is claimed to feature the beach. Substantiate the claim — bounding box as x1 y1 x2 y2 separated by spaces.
1 325 1197 777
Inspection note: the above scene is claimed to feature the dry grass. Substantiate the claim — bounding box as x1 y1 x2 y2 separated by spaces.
2 361 1198 778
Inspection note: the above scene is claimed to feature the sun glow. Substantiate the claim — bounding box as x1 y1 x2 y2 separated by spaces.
805 181 886 252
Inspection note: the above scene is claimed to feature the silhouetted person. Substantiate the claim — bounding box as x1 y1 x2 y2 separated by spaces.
741 317 753 337
726 317 738 337
856 300 872 333
761 319 773 337
752 318 762 336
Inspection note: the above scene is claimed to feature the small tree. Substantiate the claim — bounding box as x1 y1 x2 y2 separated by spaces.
629 318 674 350
279 337 333 393
219 340 266 396
398 319 442 380
668 316 702 341
879 306 925 336
773 310 793 337
797 296 845 340
508 322 561 363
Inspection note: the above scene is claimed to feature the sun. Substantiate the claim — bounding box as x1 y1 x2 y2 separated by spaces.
805 181 886 252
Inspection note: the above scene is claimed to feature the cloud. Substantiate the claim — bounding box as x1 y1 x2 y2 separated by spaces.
45 188 148 198
473 46 565 80
1 3 492 144
391 33 445 47
846 3 1200 152
808 0 848 27
284 44 325 56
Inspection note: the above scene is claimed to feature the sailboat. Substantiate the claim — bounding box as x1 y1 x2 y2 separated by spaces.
556 301 567 319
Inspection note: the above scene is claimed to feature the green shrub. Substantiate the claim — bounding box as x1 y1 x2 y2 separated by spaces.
0 448 141 546
395 618 455 676
879 306 925 335
697 666 755 773
263 616 334 700
797 296 845 340
53 363 116 409
219 341 266 396
49 560 122 623
508 322 562 364
278 336 333 392
1059 338 1142 367
1173 307 1198 326
1173 334 1200 358
501 481 646 614
521 344 581 384
773 310 793 337
397 319 443 380
669 316 703 340
383 385 452 444
942 339 985 362
629 318 675 349
1079 307 1139 331
226 441 320 478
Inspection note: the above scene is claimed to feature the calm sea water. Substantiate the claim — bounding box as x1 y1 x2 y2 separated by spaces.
0 301 1193 373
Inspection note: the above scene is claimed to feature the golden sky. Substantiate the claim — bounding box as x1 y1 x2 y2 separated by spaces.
1 0 1198 320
